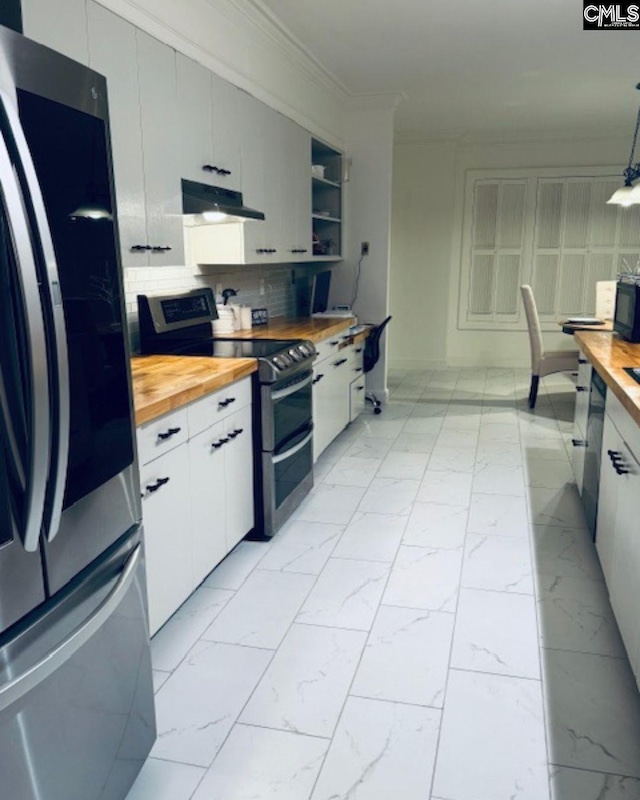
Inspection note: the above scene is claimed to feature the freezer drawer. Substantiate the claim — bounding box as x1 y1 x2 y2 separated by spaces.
0 535 155 800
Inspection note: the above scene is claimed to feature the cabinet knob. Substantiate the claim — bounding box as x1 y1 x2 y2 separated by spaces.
157 427 181 441
145 477 170 494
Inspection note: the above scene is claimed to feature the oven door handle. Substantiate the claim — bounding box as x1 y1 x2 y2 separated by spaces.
273 428 313 465
271 371 313 402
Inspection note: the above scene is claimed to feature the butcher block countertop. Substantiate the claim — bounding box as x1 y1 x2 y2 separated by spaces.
225 316 359 344
575 331 640 426
131 355 257 426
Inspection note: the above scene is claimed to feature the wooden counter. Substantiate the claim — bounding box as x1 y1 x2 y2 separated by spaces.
574 331 640 427
131 355 257 426
224 316 357 344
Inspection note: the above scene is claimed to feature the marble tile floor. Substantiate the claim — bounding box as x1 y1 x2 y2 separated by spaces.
127 368 640 800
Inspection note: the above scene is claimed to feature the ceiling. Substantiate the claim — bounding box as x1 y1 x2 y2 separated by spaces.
255 0 640 142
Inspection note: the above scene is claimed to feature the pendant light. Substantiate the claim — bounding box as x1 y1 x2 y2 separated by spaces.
607 83 640 206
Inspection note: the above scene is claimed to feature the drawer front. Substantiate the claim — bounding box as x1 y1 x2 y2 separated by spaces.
188 376 252 437
137 407 189 465
315 330 349 363
348 342 365 379
607 388 640 460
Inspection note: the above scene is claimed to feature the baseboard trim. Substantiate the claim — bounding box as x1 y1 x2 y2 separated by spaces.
389 358 448 371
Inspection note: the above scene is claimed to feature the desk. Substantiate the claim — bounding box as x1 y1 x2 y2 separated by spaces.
560 320 614 335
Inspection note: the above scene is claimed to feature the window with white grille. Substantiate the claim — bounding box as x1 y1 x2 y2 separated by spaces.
458 169 640 330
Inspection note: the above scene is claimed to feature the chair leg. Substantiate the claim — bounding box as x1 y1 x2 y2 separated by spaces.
528 375 539 409
366 392 383 415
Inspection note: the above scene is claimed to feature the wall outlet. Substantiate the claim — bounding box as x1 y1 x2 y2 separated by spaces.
259 278 265 296
361 241 370 256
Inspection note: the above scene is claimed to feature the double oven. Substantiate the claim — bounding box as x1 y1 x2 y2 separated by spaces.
138 289 315 538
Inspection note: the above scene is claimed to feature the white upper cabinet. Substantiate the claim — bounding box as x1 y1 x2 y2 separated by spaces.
87 3 147 269
22 0 89 64
135 31 184 266
176 54 214 186
281 116 312 259
210 74 242 192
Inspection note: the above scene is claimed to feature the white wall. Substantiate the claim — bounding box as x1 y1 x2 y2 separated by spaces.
390 134 631 369
331 104 396 398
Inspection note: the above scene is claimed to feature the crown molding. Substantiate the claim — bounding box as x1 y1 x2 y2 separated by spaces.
348 92 405 112
395 125 631 147
230 0 352 101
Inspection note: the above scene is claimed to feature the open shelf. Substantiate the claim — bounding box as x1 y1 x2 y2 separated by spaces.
312 138 342 259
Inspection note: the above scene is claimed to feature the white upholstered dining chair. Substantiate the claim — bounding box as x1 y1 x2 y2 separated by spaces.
520 285 579 409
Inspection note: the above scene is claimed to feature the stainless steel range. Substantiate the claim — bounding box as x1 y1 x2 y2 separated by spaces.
138 289 316 538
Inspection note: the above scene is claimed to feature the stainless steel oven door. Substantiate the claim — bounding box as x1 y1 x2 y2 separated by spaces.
261 368 313 452
261 423 313 537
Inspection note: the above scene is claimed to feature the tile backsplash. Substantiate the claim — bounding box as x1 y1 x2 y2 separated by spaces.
124 263 317 351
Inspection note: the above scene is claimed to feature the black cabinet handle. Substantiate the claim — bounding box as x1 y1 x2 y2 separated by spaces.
151 245 172 253
608 449 630 474
158 427 181 441
572 438 587 447
355 348 363 353
212 437 230 449
578 358 587 364
356 385 365 392
145 477 170 494
131 244 151 252
256 248 276 254
576 386 588 392
202 164 232 176
329 340 340 346
218 397 236 409
355 367 363 373
312 374 324 385
333 358 347 367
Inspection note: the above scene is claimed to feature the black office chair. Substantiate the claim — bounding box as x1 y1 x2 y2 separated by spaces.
363 315 392 414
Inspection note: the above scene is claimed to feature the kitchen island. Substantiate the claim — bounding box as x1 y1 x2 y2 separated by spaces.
574 330 640 426
573 330 640 691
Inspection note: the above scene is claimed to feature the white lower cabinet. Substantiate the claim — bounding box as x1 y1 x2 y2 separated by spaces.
138 376 254 634
312 329 355 461
189 421 228 587
140 443 193 636
596 391 640 688
224 406 254 551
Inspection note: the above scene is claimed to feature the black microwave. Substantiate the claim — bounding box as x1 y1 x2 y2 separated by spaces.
614 276 640 342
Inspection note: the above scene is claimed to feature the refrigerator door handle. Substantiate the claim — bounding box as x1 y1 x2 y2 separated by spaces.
0 120 50 553
0 544 141 714
0 91 70 543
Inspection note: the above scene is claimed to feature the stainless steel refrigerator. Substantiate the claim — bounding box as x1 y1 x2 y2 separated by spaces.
0 24 155 800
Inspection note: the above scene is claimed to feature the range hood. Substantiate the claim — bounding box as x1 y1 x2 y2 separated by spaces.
181 179 265 224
